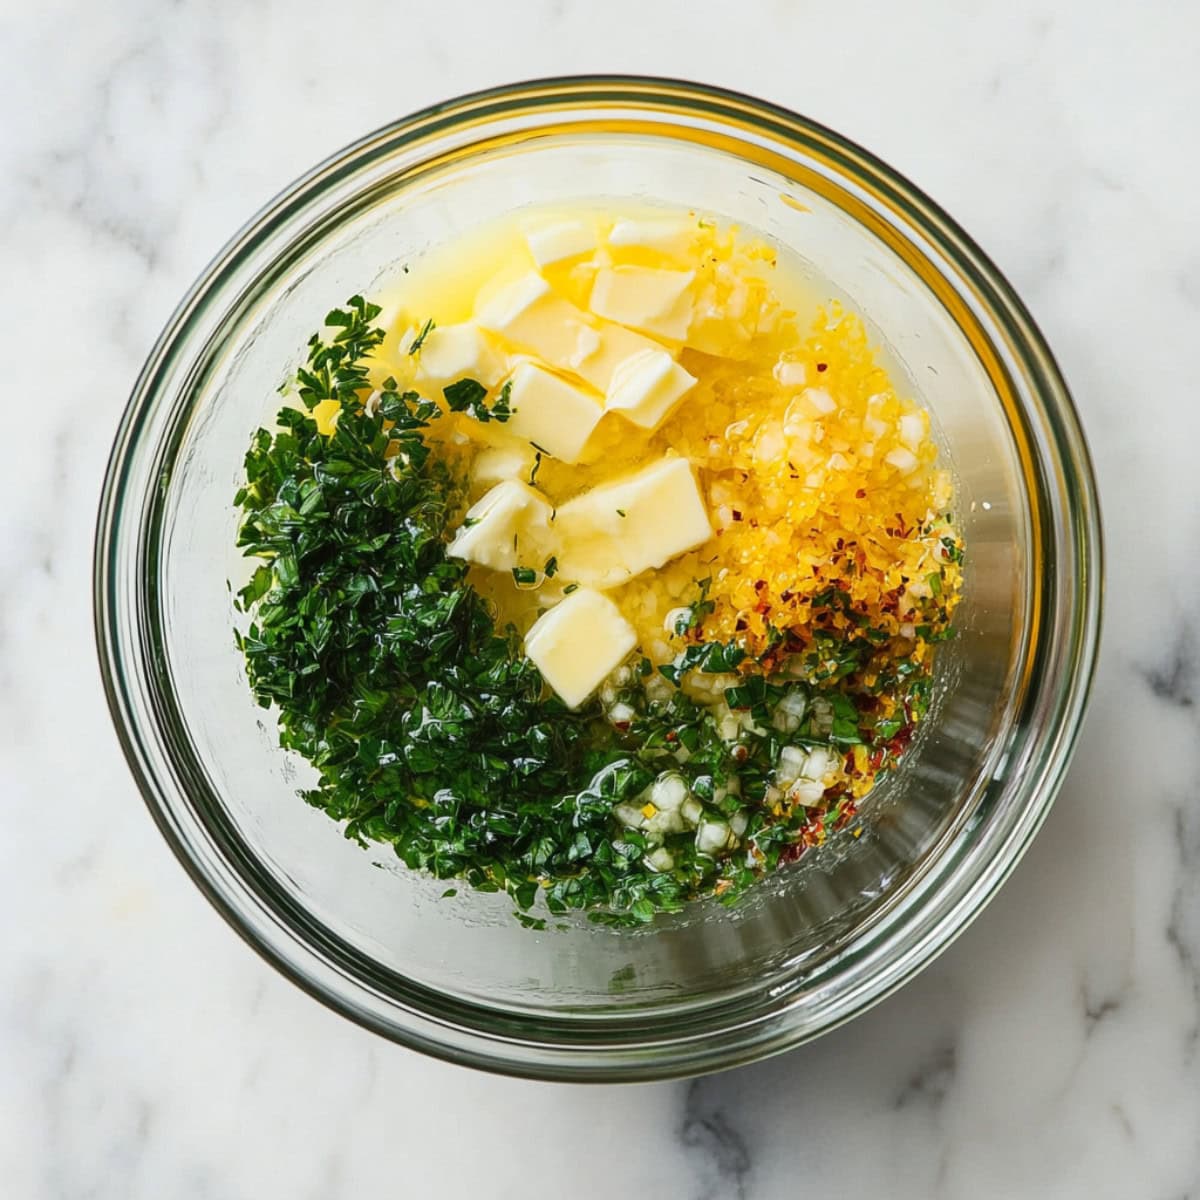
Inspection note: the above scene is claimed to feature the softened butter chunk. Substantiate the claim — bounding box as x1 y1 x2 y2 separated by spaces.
607 216 699 259
506 361 605 463
524 587 637 709
312 398 341 436
589 266 694 340
571 320 672 392
553 457 714 588
524 218 597 267
470 442 538 489
446 480 552 571
475 272 592 372
605 349 697 430
412 322 507 394
475 271 668 393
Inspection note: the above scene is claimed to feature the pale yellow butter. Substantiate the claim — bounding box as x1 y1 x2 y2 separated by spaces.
589 266 694 341
605 349 697 431
470 442 538 489
554 457 713 588
446 480 553 571
505 361 605 464
524 218 598 267
570 320 672 393
312 398 341 436
524 587 637 708
412 322 507 394
607 216 699 259
475 271 669 393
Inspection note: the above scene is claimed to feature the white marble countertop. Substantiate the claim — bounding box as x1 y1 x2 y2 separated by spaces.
5 0 1198 1195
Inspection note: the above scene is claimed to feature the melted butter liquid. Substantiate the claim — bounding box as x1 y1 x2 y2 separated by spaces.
374 203 823 505
368 202 909 652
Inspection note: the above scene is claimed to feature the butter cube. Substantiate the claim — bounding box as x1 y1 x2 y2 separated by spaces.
571 320 671 392
524 218 597 267
476 272 595 369
476 271 668 393
312 398 341 436
589 266 694 340
524 587 638 709
608 216 699 259
605 349 697 430
471 442 538 488
506 361 605 464
446 480 553 572
554 457 714 588
413 322 507 395
474 271 551 325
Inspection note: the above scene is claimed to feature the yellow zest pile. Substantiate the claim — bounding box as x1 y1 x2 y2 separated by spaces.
615 306 961 665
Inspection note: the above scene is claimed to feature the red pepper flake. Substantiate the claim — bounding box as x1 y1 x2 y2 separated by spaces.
833 801 858 831
665 730 678 743
760 648 783 673
735 617 748 631
754 579 768 592
855 488 867 499
732 509 743 521
816 362 828 372
732 744 749 763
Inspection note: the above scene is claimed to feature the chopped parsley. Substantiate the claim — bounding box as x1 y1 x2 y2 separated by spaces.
443 377 510 424
492 380 513 422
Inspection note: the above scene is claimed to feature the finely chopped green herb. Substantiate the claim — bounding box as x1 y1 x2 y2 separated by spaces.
233 298 956 926
407 317 435 355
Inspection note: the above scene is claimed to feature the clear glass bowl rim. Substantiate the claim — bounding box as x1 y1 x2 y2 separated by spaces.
94 75 1103 1081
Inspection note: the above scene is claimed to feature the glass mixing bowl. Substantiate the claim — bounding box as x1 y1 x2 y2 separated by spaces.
94 77 1101 1080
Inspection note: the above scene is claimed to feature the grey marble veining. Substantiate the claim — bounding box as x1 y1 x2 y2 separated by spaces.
4 0 1200 1196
